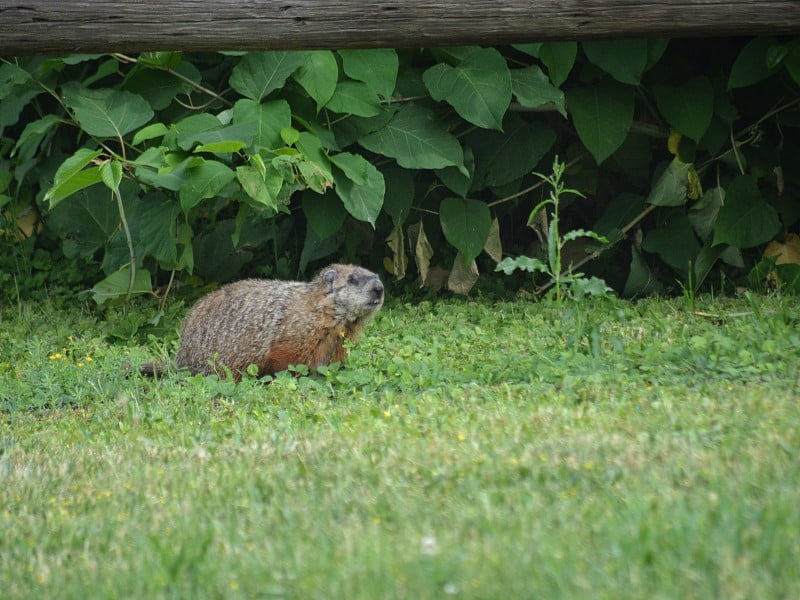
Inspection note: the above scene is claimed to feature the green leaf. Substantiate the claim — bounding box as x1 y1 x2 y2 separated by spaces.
236 165 280 212
712 175 781 248
623 246 663 297
647 158 692 207
440 197 492 264
538 42 577 88
61 82 153 138
329 151 372 186
496 255 550 276
333 160 385 226
511 66 566 117
582 40 649 85
178 159 236 213
44 148 103 207
46 184 120 258
689 186 724 241
229 51 307 102
90 267 152 305
359 104 466 174
692 242 726 291
132 122 169 145
296 132 334 193
436 147 474 198
381 165 414 227
642 214 700 278
100 160 123 192
292 51 338 110
654 76 714 142
568 80 635 165
338 49 399 101
12 114 62 160
139 197 181 268
728 37 779 90
173 113 224 150
194 140 248 154
303 190 347 240
470 117 555 188
232 99 291 152
325 81 382 117
135 155 199 192
561 229 608 245
423 48 511 130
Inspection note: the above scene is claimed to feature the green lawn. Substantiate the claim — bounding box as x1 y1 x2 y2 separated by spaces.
1 294 799 598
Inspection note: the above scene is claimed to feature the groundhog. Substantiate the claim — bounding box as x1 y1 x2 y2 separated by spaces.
141 264 384 380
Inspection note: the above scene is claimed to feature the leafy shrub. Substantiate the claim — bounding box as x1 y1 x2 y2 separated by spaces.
1 38 798 301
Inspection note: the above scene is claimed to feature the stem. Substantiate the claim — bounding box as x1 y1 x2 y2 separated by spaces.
487 156 583 208
112 185 137 299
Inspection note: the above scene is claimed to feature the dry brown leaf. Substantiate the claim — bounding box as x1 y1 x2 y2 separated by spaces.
407 221 433 287
763 233 800 265
447 253 479 295
385 225 408 279
483 217 502 263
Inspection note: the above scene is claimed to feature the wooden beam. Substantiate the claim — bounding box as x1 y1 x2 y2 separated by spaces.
2 1 799 55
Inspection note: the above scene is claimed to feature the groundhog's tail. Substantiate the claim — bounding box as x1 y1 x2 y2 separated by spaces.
138 361 173 378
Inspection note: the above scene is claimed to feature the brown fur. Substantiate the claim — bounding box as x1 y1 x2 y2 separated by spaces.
141 264 384 380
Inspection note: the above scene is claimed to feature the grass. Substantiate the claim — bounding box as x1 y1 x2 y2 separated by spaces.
1 292 799 598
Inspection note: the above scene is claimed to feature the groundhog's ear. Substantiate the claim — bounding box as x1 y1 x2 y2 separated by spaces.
322 269 337 289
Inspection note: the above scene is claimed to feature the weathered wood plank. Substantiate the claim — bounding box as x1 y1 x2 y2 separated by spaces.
1 1 799 55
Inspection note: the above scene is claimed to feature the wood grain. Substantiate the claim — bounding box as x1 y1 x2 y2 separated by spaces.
1 1 799 55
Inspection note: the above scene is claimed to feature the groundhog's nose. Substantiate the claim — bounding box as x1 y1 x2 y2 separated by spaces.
371 279 384 302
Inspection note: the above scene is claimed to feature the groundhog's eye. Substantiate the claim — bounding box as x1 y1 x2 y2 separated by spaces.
347 273 359 285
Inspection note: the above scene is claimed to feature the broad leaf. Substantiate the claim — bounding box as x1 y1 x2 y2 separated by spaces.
132 122 169 145
100 160 123 192
642 214 700 278
229 51 307 101
568 80 635 165
44 147 103 207
538 42 577 88
292 51 338 110
359 104 466 174
91 267 152 304
232 99 291 152
647 158 692 207
423 48 511 130
61 82 153 138
439 197 492 264
654 76 713 142
728 37 779 90
330 152 372 186
381 165 414 227
338 49 399 101
12 114 62 161
46 184 120 258
236 165 280 212
178 159 236 213
470 117 555 188
303 190 347 240
582 40 649 85
325 80 382 118
713 175 780 248
333 160 384 226
623 247 663 297
510 65 566 117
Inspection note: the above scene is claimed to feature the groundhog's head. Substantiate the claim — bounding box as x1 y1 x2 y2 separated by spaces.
319 264 384 323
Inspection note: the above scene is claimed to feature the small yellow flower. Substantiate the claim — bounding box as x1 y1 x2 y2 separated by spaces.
77 362 84 368
456 432 466 442
383 410 391 418
85 356 93 362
